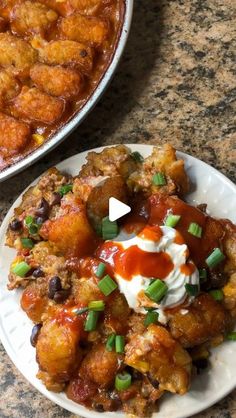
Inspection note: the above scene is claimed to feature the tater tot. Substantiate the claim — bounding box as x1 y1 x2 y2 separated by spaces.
0 33 37 78
12 86 65 124
70 0 110 14
59 13 109 46
33 38 93 74
79 343 121 388
36 317 81 381
0 112 30 158
37 0 73 17
10 1 58 37
30 64 82 99
0 70 20 103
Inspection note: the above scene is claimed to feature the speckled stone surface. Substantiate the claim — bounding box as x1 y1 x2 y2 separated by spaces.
0 0 235 417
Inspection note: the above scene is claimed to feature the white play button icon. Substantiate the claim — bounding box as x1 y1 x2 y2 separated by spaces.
109 197 131 222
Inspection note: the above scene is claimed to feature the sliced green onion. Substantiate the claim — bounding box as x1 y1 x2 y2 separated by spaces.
131 151 144 163
152 172 166 186
102 216 119 240
84 311 99 332
206 248 225 269
199 268 207 283
115 372 132 391
29 224 39 235
106 334 116 351
98 275 118 296
165 214 181 228
145 279 168 303
88 300 105 311
25 215 33 226
21 238 34 249
12 261 31 277
73 307 88 315
115 335 125 353
188 222 202 238
226 332 236 341
144 307 156 312
144 311 159 327
185 283 199 297
96 262 106 278
209 289 224 301
58 184 73 196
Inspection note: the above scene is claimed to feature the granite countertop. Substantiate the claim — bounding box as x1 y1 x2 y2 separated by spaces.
0 0 235 417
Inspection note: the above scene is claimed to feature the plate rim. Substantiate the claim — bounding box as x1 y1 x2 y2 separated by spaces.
0 143 236 418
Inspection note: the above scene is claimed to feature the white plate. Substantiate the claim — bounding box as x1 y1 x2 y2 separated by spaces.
0 144 236 418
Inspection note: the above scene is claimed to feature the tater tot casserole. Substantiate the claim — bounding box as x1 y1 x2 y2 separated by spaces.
0 0 125 171
5 144 236 416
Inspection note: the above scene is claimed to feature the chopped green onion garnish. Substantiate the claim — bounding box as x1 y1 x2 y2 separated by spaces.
98 275 118 296
25 215 33 226
152 172 166 186
226 332 236 341
165 214 181 228
21 238 34 249
84 310 99 332
29 224 39 235
115 372 132 391
12 261 31 277
115 335 125 353
88 300 105 311
185 283 199 297
188 222 202 238
206 248 225 269
199 268 207 283
131 151 144 163
96 262 106 278
145 279 168 303
209 289 224 301
106 334 116 351
102 216 119 240
73 307 88 315
144 307 156 312
58 184 73 196
144 311 159 327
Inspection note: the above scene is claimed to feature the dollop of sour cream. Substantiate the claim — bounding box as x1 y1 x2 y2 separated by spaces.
105 225 199 324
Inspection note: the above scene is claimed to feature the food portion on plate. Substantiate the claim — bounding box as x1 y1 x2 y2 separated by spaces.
0 0 125 172
5 144 236 416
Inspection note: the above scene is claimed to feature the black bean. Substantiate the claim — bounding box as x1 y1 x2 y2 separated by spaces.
9 219 22 231
193 358 209 374
93 403 104 413
48 276 62 299
32 268 45 278
147 373 159 389
53 289 70 303
209 270 228 289
51 192 61 206
30 323 42 347
35 198 50 221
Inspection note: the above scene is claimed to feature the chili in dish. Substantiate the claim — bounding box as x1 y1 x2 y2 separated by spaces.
0 0 125 171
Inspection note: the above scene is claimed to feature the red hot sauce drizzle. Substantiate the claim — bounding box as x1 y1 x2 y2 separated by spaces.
97 225 174 281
